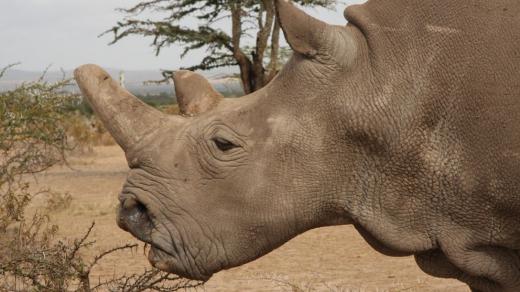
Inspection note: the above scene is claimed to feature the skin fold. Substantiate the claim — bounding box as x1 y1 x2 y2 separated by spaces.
74 0 520 291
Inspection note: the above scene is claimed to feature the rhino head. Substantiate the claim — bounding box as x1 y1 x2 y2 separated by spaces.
74 0 374 281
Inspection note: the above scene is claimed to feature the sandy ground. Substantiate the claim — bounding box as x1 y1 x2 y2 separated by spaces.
31 145 468 292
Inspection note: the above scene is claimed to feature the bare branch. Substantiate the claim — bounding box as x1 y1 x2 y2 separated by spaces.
89 243 138 270
0 62 21 79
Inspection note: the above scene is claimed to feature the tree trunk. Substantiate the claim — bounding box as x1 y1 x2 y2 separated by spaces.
251 0 275 92
265 20 281 84
238 57 254 95
231 2 255 94
231 0 280 95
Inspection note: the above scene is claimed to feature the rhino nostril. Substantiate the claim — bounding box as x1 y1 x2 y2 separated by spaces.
120 197 151 225
135 200 147 214
117 196 153 242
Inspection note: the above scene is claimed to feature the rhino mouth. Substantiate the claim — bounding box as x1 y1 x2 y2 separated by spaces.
116 194 211 281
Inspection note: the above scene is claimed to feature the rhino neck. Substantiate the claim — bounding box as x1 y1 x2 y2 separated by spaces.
263 50 443 253
322 62 449 256
333 126 441 255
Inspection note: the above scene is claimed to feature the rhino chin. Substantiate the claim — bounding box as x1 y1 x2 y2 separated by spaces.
148 246 212 281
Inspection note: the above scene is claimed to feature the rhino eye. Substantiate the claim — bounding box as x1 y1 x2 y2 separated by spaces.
212 137 238 152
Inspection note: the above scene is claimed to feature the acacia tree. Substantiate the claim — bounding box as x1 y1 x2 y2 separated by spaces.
103 0 334 94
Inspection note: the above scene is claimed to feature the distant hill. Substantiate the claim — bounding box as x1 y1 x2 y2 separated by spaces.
0 68 243 99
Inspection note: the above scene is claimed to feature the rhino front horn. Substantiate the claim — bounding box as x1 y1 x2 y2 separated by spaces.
74 64 170 152
275 0 358 65
173 70 223 116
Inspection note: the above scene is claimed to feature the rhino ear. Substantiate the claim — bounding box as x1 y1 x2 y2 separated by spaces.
275 0 356 63
173 71 223 116
275 0 326 57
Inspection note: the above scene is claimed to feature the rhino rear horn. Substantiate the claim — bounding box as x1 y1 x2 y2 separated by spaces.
275 0 357 64
74 64 171 152
173 71 223 116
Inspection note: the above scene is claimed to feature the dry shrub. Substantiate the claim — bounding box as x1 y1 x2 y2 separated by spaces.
66 114 115 154
66 114 97 153
0 65 201 291
1 219 203 291
43 191 72 213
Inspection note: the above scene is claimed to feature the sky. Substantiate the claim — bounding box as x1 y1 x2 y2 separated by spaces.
0 0 366 72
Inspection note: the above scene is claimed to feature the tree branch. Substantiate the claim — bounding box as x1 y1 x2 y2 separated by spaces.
102 0 338 93
266 19 280 83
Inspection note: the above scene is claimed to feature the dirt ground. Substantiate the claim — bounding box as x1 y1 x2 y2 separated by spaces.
31 145 467 291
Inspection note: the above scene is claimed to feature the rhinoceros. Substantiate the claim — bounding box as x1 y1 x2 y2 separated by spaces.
74 0 520 291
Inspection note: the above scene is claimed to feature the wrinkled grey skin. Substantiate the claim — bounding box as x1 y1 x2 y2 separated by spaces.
74 0 520 291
